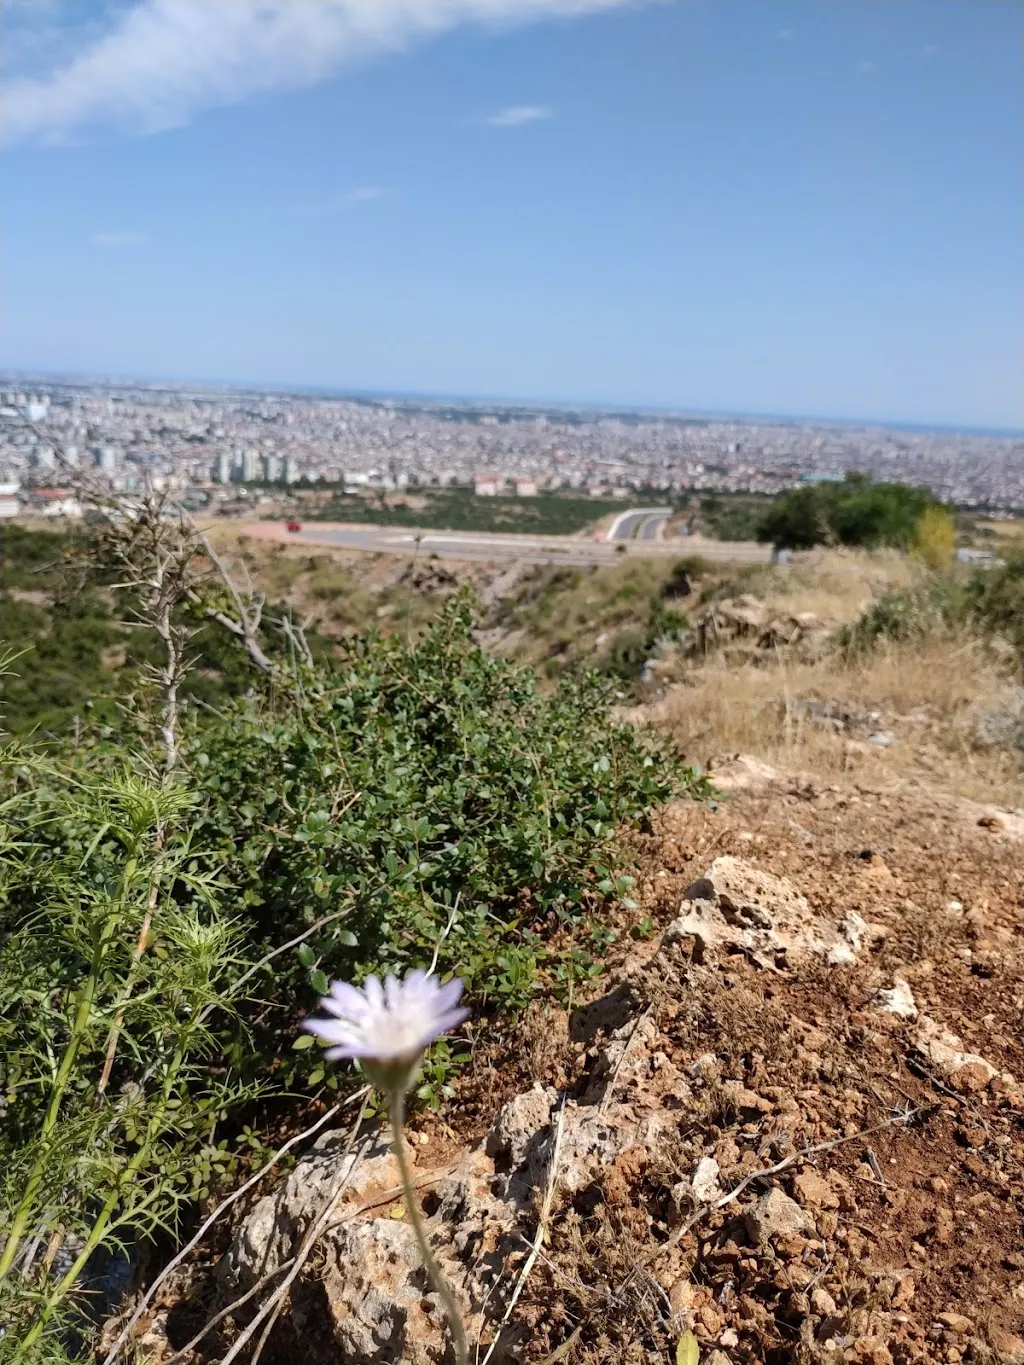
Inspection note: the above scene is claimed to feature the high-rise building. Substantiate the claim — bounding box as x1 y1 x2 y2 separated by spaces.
261 453 281 483
212 452 231 484
283 455 299 484
241 448 258 483
93 446 117 474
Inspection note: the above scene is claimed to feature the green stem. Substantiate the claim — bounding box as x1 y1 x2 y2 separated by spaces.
389 1087 469 1365
0 936 105 1282
14 1033 190 1360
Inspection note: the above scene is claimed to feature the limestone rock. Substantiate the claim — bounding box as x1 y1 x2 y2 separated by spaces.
989 1327 1024 1365
914 1014 1002 1088
668 856 868 970
875 976 918 1019
691 1156 722 1204
745 1187 813 1243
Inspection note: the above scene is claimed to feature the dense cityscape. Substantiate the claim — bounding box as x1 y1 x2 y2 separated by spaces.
0 376 1022 518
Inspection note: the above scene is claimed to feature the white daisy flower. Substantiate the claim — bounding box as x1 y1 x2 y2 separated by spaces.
304 968 469 1090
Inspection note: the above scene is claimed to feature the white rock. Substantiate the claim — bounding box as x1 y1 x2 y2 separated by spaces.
668 856 869 970
691 1156 721 1204
915 1014 999 1083
876 976 918 1019
745 1187 813 1243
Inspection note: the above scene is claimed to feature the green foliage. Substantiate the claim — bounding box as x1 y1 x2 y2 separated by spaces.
0 528 307 740
0 523 707 1358
186 593 708 1065
836 556 1024 664
757 475 942 551
0 764 255 1360
694 494 772 542
300 485 626 536
960 554 1024 654
598 594 688 681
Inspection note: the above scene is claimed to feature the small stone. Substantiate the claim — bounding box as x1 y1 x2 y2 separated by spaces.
811 1287 838 1315
876 976 918 1019
951 1061 996 1093
937 1312 974 1333
691 1156 721 1204
697 1304 724 1335
793 1169 839 1211
719 1328 739 1348
745 1187 813 1243
853 1337 893 1365
891 1274 915 1309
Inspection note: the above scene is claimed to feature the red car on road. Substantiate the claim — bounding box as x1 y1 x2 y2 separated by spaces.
286 520 302 533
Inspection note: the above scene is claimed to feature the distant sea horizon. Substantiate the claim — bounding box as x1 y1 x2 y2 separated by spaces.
2 366 1021 441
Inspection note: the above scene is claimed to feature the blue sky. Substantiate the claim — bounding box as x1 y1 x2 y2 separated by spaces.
2 0 1022 429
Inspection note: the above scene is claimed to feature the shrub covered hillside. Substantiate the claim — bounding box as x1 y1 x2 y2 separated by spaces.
757 472 947 551
0 506 707 1362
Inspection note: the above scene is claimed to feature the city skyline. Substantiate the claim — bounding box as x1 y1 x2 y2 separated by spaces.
3 1 1022 430
3 366 1022 438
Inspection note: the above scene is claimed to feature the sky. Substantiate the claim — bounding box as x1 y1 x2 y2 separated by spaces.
1 0 1022 430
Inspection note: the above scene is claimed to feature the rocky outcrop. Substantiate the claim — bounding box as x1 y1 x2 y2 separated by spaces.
216 854 886 1362
670 855 869 969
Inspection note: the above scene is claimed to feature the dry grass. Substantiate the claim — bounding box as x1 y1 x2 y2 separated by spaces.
747 547 917 620
646 633 1023 807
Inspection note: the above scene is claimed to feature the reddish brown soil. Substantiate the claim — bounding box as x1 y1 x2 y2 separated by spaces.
503 770 1024 1364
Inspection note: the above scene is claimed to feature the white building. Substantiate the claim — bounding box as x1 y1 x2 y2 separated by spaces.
212 452 231 484
0 481 21 518
239 448 259 482
283 455 299 484
261 453 280 483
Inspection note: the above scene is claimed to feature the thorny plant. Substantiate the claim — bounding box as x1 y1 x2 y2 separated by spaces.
0 766 257 1362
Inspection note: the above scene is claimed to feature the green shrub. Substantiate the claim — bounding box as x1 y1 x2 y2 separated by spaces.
186 594 707 1041
835 557 1024 664
758 474 941 551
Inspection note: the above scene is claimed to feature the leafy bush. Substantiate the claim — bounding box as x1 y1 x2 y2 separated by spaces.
910 506 957 571
758 474 942 551
187 594 707 1047
836 556 1024 666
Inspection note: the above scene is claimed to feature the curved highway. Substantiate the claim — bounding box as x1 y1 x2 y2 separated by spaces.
606 506 673 542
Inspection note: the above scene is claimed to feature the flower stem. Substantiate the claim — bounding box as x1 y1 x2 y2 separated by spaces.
388 1087 469 1365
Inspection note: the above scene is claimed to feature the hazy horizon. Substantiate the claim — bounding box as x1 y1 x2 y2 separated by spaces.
3 1 1022 430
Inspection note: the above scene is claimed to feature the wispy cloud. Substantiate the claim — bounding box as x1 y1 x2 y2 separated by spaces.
3 0 625 146
856 60 878 75
775 28 795 42
485 103 552 127
92 230 145 246
342 186 385 203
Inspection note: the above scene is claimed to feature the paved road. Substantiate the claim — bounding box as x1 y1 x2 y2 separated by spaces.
242 520 773 566
607 506 673 542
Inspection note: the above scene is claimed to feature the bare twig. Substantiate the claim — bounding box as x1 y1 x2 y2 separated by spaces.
100 1090 368 1364
195 534 277 677
428 894 462 976
623 1105 930 1290
476 1096 566 1365
161 1259 296 1365
220 1093 371 1365
202 901 361 1022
